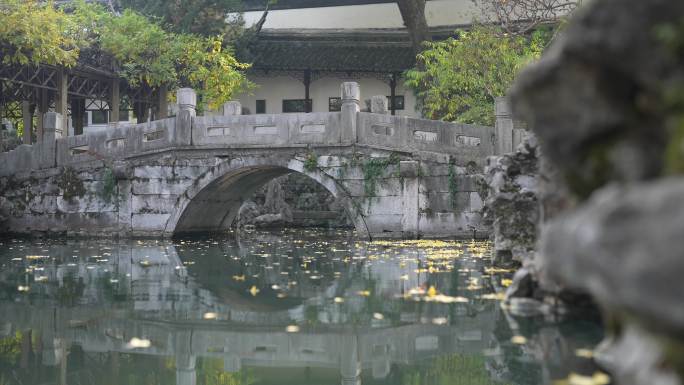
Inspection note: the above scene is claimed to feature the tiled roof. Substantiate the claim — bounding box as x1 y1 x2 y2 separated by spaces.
242 28 457 73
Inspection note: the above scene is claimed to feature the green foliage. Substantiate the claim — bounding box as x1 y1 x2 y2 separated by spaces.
402 354 504 385
0 1 251 109
656 20 684 175
100 166 118 204
360 153 401 197
57 167 86 202
405 25 550 126
0 332 21 366
93 6 252 108
0 0 80 66
196 358 255 385
448 162 459 210
118 0 243 36
303 152 319 172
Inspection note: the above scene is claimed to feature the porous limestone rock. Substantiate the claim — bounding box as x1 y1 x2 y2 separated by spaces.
484 134 540 266
510 0 684 383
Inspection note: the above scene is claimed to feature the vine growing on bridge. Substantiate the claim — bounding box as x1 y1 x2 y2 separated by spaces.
100 166 118 205
303 152 319 173
448 162 459 210
359 152 401 197
57 167 86 202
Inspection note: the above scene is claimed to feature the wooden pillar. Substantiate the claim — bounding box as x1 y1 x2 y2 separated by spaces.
109 79 120 125
389 72 398 116
22 100 32 144
304 69 312 113
55 70 68 135
70 98 85 136
157 85 168 119
36 88 48 141
0 82 4 129
135 101 149 124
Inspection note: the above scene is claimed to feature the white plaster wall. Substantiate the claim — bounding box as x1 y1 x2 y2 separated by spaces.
236 75 419 117
241 0 480 29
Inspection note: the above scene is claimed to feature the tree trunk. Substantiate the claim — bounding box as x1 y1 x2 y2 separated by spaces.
396 0 431 56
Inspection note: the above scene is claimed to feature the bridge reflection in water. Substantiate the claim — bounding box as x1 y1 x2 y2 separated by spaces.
0 230 604 385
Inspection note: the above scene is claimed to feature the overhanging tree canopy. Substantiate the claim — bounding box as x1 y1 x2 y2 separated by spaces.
0 0 251 110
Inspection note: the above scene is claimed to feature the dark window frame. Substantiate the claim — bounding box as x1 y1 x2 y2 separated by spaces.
282 99 312 113
88 109 108 125
328 97 342 112
256 99 266 114
386 95 405 111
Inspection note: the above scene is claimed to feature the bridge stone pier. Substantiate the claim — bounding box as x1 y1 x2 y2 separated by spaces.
0 83 519 239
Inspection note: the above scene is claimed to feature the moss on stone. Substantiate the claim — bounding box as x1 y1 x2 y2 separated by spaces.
57 167 86 202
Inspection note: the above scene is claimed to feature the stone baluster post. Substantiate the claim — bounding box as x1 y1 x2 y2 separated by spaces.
175 88 196 146
370 95 388 114
40 112 63 168
21 101 32 145
340 334 361 385
400 160 420 238
175 330 196 385
494 97 514 155
341 82 360 144
223 101 242 116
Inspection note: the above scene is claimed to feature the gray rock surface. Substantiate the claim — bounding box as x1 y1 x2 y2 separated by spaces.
541 179 684 336
511 0 684 197
236 174 350 229
484 134 539 265
509 0 684 383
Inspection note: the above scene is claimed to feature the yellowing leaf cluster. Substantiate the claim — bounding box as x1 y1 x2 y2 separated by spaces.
0 0 251 108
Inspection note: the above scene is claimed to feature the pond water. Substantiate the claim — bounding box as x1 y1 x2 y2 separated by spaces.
0 229 607 385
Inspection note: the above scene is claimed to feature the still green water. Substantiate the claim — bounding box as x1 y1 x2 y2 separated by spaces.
0 229 606 385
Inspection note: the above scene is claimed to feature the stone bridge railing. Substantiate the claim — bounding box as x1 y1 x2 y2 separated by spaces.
0 82 520 177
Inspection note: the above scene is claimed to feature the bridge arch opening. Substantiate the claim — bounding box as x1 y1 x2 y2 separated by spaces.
165 157 368 237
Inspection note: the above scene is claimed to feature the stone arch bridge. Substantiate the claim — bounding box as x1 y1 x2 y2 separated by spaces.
0 83 522 238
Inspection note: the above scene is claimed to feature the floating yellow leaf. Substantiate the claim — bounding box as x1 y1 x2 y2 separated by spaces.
566 372 611 385
232 275 245 281
501 278 513 287
427 286 437 297
249 286 259 296
126 337 151 349
356 290 370 297
510 335 527 345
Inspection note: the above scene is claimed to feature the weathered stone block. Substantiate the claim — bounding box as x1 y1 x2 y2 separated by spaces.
131 213 170 230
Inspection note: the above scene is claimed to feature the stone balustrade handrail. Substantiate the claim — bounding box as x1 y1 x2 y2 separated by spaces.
0 83 503 177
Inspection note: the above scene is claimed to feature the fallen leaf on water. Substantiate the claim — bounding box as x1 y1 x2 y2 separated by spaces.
249 286 259 296
334 297 344 303
565 372 611 385
501 278 513 287
356 290 370 297
232 275 245 281
511 335 527 345
575 348 594 358
373 313 384 320
286 325 300 333
427 286 437 298
203 312 217 320
126 338 151 349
